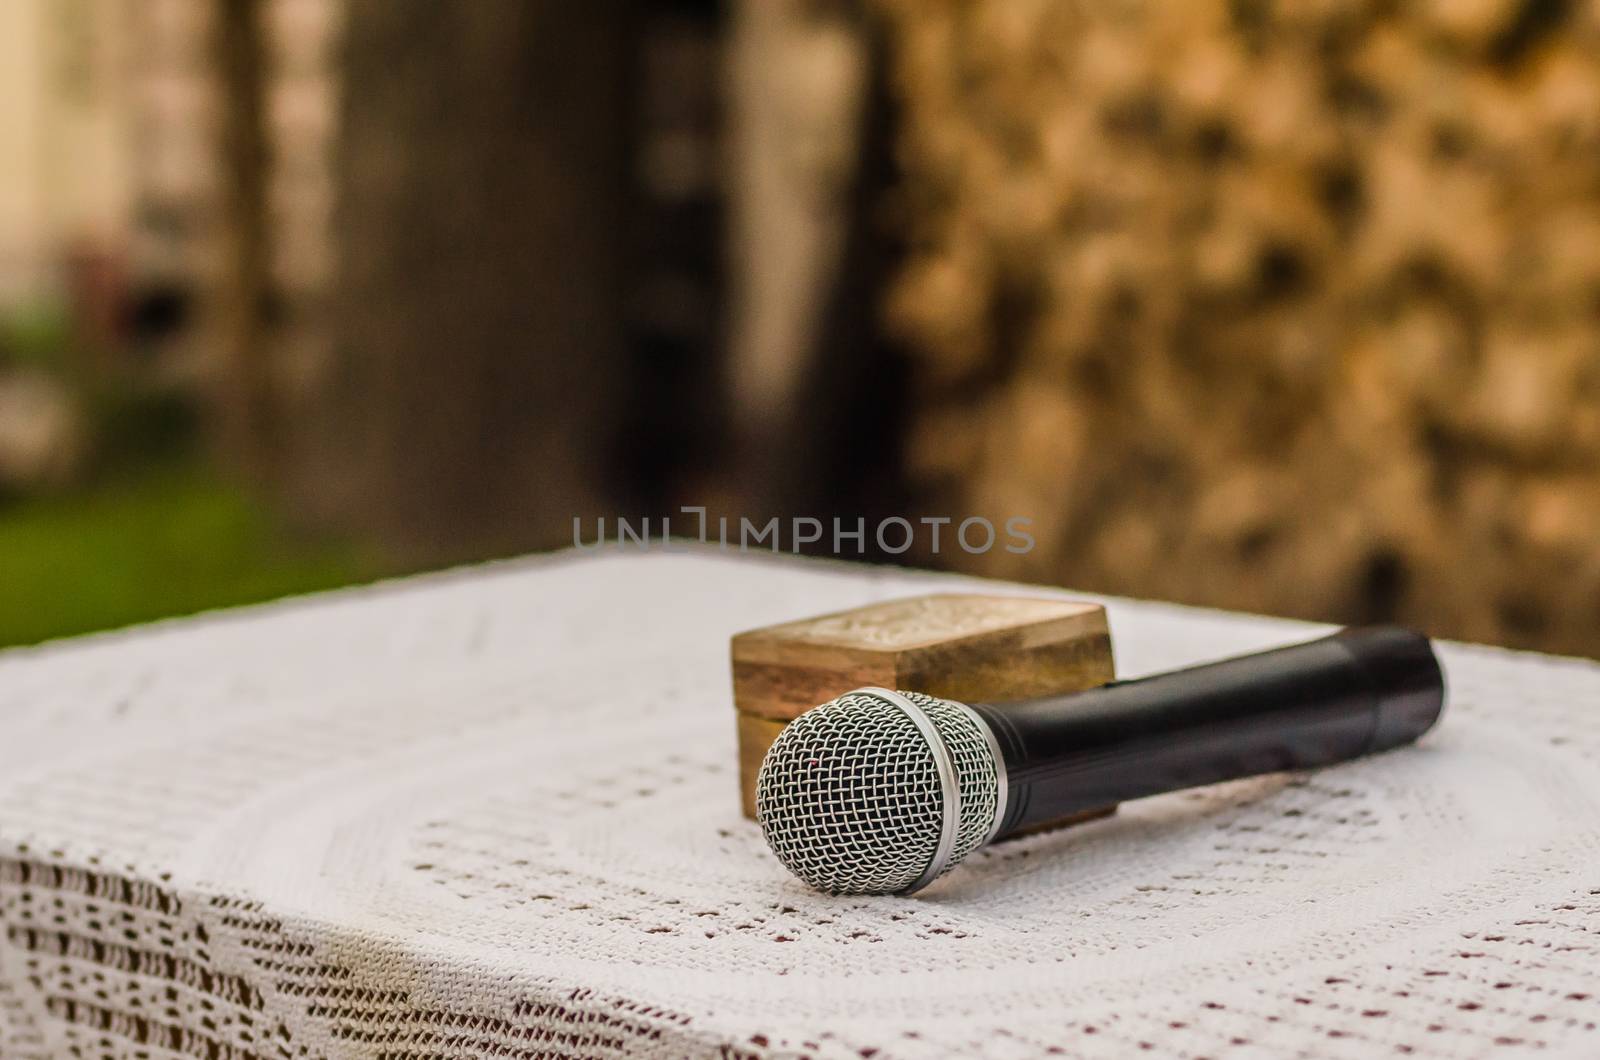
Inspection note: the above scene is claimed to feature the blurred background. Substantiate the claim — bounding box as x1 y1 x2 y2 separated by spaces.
1 0 1598 656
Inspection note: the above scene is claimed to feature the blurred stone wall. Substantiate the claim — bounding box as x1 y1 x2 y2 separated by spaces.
877 0 1600 656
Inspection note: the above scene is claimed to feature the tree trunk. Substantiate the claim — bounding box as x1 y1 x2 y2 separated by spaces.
312 0 632 560
213 0 275 480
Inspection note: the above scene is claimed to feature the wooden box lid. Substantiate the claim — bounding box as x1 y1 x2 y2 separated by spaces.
731 593 1113 722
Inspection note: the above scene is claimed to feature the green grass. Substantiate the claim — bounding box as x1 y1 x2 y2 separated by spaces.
0 467 389 649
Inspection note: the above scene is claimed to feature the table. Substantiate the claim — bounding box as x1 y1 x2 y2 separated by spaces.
2 549 1597 1058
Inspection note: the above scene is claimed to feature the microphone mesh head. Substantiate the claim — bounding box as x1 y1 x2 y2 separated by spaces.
755 689 1001 895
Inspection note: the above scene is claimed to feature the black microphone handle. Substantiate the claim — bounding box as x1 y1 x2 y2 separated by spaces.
969 626 1445 839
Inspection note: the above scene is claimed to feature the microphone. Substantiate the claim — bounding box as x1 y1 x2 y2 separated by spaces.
756 625 1444 895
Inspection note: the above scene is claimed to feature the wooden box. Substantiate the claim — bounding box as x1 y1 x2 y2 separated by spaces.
731 593 1117 822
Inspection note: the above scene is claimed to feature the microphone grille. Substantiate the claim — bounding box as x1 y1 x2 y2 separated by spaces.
755 689 1002 895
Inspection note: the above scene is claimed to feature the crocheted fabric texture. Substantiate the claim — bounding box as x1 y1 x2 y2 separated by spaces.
0 550 1596 1058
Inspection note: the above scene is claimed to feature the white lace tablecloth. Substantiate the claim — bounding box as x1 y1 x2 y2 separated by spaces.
2 549 1597 1059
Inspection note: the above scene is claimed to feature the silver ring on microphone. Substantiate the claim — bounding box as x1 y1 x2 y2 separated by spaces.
945 697 1009 845
859 687 960 894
